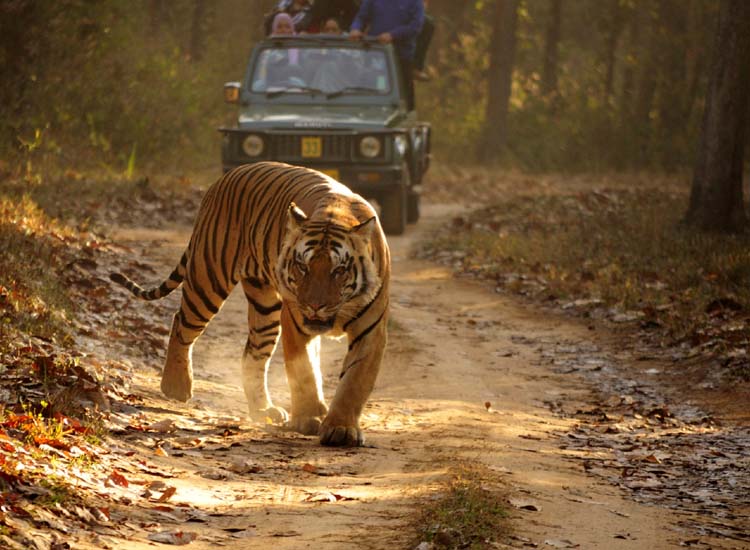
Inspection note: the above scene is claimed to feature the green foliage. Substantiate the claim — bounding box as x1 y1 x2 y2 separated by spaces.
0 0 720 172
418 15 491 162
0 0 273 173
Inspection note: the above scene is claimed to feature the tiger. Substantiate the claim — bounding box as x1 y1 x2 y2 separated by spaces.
110 161 390 446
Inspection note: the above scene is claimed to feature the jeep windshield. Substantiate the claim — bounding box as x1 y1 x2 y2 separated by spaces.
250 46 392 96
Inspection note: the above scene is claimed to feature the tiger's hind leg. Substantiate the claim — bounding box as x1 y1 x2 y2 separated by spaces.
162 274 234 402
280 305 328 436
241 279 288 425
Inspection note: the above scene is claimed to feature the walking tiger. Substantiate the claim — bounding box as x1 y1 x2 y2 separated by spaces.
110 162 390 446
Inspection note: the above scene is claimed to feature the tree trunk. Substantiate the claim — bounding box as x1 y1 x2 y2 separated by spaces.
478 0 519 162
633 3 660 136
655 0 688 164
189 0 211 62
603 0 624 101
619 1 640 120
149 0 168 34
685 0 750 232
541 0 561 97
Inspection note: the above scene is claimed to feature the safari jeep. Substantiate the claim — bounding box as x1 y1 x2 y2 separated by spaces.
219 35 431 235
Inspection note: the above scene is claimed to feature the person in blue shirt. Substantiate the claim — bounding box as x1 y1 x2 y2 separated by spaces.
349 0 424 110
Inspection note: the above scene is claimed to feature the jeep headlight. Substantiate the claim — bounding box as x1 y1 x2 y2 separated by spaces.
393 134 407 157
242 134 264 157
359 136 381 158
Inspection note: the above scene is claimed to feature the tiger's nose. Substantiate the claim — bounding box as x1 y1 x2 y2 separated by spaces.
308 304 325 317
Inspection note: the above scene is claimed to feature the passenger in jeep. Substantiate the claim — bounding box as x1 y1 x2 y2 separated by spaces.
349 0 424 110
308 0 361 31
321 16 344 35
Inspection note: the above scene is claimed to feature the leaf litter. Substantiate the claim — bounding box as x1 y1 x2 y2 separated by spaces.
535 338 750 544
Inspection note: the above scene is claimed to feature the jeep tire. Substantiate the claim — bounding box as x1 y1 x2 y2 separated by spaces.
407 189 420 223
380 184 407 235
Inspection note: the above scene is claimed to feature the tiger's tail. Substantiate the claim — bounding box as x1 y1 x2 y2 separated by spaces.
110 252 187 301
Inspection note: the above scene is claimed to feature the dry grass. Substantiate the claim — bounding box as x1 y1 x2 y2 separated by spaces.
420 168 750 379
413 463 510 549
0 195 77 342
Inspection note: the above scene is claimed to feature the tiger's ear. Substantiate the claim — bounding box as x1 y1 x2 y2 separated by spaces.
288 202 308 229
350 216 377 237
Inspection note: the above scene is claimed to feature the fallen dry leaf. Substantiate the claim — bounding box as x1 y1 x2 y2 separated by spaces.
147 531 198 545
228 458 263 474
302 463 318 474
509 498 542 511
303 491 355 503
156 486 177 502
544 539 579 548
108 470 129 488
154 446 169 457
146 419 178 433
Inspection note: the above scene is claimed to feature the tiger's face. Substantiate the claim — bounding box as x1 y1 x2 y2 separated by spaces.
277 203 378 334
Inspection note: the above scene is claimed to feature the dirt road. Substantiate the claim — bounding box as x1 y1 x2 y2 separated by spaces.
106 204 745 549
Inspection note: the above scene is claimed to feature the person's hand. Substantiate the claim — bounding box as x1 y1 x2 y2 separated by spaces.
376 32 392 44
349 29 363 41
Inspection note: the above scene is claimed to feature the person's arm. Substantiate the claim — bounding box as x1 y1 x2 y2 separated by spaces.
293 7 313 32
349 0 373 33
387 0 424 42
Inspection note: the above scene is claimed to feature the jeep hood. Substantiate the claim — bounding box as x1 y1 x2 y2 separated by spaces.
238 104 407 131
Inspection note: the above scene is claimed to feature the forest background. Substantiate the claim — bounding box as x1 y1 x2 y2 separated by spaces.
0 0 721 174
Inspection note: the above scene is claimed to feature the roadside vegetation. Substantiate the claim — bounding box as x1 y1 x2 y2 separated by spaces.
0 0 747 545
0 167 201 548
420 166 750 381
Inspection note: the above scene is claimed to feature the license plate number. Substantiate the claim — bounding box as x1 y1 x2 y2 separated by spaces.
301 136 322 158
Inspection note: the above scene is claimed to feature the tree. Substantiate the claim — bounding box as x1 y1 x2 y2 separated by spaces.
685 0 750 232
633 3 660 145
602 0 624 101
618 0 640 122
189 0 211 62
541 0 562 98
478 0 519 162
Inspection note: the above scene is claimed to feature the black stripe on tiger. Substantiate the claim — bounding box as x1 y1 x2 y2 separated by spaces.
109 268 184 301
247 296 282 316
251 320 281 334
347 307 386 352
245 338 278 351
343 283 384 331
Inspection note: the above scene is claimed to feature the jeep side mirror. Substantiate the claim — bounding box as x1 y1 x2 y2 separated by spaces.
224 82 241 104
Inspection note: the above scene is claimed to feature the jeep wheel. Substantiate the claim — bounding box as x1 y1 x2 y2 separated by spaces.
407 190 420 223
380 184 407 235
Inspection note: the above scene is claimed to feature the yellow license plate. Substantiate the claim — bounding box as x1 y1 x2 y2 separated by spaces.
301 136 322 158
320 168 340 180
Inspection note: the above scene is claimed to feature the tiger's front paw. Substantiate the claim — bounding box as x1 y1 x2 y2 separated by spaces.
248 405 289 425
319 422 364 447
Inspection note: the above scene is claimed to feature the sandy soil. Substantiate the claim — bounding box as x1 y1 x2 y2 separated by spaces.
105 204 744 550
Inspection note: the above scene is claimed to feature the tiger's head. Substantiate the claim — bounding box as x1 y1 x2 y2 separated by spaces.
276 203 380 334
